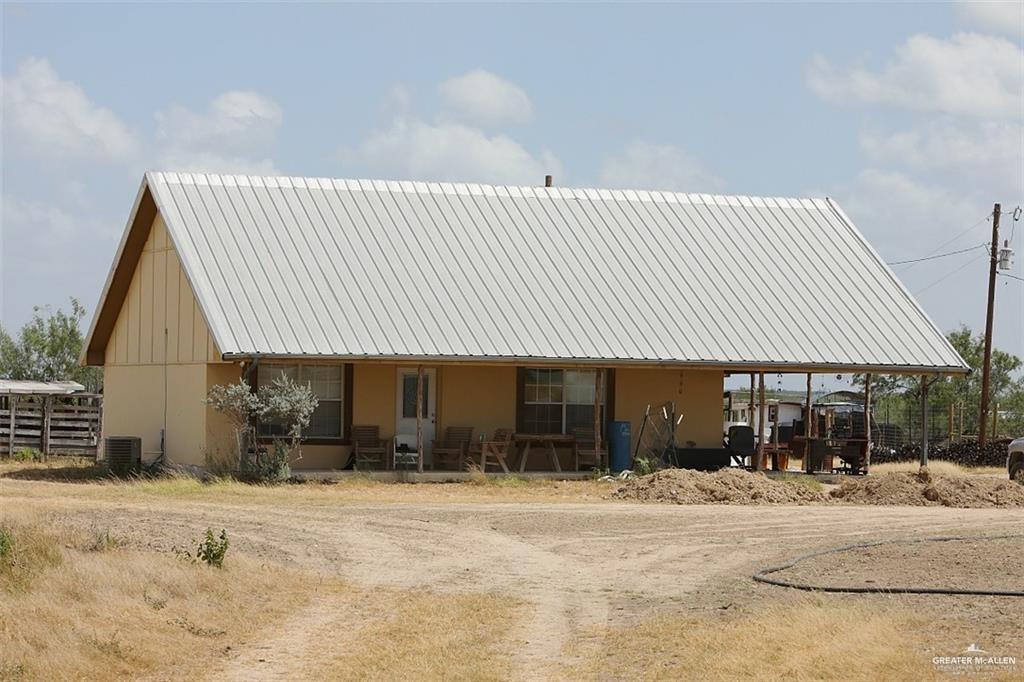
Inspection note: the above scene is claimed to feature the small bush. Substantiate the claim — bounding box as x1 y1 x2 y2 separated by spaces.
245 440 291 483
203 449 237 477
176 529 229 568
633 457 657 476
12 448 41 462
88 529 119 552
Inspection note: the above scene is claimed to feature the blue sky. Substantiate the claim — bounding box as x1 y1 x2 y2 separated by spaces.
2 2 1022 387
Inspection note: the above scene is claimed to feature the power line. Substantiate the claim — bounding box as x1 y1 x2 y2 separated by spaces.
887 243 986 266
913 252 988 296
998 272 1024 283
895 212 992 275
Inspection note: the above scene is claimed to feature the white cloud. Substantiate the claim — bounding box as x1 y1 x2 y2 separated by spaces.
861 119 1023 176
343 117 560 185
154 91 283 174
956 1 1023 37
1 195 118 326
598 142 724 192
1 57 140 163
3 197 81 241
807 33 1023 118
438 69 534 126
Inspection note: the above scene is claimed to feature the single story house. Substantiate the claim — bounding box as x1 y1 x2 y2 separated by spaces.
83 172 968 471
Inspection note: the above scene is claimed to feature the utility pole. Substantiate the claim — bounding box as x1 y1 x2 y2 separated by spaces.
978 203 1000 447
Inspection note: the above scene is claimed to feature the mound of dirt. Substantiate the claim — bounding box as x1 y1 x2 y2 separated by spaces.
830 469 1024 508
611 468 828 505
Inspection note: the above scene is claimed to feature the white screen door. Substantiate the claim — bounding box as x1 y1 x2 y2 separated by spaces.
395 368 437 463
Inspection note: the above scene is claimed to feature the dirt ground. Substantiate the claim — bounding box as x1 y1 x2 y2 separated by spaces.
3 475 1023 679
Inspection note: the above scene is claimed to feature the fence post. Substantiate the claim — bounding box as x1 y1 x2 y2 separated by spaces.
946 399 954 446
7 396 16 455
42 396 52 457
920 378 930 467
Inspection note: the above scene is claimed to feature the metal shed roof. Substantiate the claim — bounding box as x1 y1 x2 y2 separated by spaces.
0 380 86 395
89 171 969 373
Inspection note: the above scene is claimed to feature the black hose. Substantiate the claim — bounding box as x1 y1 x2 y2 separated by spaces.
753 533 1024 597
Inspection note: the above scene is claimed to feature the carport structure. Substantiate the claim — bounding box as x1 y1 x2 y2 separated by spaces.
84 173 968 473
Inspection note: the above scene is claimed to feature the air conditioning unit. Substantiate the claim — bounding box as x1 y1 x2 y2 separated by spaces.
105 436 142 476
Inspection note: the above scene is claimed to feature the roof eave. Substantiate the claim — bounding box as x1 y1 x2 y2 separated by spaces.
218 351 970 376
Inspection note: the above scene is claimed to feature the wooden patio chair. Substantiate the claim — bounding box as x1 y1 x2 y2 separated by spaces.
571 426 607 471
477 428 514 473
352 425 388 470
431 426 474 471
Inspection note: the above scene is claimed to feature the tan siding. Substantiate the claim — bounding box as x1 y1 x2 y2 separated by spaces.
114 289 128 364
104 211 221 366
193 301 206 364
139 250 153 364
438 365 515 439
152 249 167 364
178 261 195 361
165 254 180 362
102 364 165 460
126 263 140 362
204 363 241 466
615 368 724 449
101 209 230 467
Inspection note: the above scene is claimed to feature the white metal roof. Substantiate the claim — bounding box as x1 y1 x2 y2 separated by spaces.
131 171 966 372
0 380 86 395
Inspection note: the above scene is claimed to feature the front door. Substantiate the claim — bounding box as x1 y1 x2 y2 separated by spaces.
395 368 437 465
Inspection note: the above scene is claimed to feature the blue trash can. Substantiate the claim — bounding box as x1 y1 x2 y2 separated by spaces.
609 420 631 472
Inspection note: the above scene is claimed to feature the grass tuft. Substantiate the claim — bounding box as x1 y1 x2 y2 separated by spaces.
774 473 825 492
0 521 63 592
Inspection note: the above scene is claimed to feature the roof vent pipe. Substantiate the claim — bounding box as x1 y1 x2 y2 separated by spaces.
544 175 553 188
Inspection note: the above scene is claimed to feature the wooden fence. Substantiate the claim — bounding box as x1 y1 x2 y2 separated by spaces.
0 394 103 458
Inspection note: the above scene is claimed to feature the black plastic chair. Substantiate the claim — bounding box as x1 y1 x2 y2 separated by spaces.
727 425 755 468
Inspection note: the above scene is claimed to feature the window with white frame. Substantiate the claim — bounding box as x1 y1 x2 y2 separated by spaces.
257 364 344 439
520 368 605 434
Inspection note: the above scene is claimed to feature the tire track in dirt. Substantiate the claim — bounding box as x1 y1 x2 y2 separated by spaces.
5 487 1024 678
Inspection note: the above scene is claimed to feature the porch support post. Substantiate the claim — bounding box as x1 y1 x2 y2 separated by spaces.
805 373 813 437
920 375 929 468
416 365 424 473
749 373 755 425
756 371 766 471
863 374 872 473
594 369 604 469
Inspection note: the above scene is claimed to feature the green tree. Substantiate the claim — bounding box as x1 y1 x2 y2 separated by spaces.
856 325 1023 437
0 299 102 392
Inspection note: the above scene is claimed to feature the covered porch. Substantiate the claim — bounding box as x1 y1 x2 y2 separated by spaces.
248 360 725 473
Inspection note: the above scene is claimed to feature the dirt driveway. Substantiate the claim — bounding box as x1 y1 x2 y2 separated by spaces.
6 478 1023 678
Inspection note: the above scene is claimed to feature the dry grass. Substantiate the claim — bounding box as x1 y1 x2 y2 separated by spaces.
0 508 334 681
0 460 615 506
0 504 522 681
568 600 946 681
871 459 1006 477
321 591 521 681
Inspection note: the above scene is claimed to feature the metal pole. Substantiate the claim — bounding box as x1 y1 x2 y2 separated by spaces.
863 374 872 473
756 372 766 471
979 203 1000 446
920 377 930 467
594 369 604 468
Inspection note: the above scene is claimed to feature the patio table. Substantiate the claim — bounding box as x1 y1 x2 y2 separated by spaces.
514 433 574 473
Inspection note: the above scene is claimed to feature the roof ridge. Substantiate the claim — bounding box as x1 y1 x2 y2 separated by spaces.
145 170 830 206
